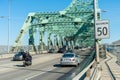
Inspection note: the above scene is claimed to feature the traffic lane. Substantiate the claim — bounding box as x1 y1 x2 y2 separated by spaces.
0 58 75 80
26 63 84 80
25 57 84 80
0 53 58 63
27 66 75 80
0 53 62 66
0 53 62 73
0 48 90 63
0 53 46 65
27 57 84 80
0 52 86 80
0 53 84 80
0 58 60 80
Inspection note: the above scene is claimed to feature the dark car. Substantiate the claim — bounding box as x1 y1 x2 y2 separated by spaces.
58 48 66 53
74 46 79 49
48 48 55 53
13 52 23 61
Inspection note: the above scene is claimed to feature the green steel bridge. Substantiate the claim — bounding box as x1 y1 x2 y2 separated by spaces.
11 0 101 52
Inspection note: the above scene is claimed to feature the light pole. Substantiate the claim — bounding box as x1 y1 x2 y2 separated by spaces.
0 1 10 53
8 0 10 53
0 15 10 53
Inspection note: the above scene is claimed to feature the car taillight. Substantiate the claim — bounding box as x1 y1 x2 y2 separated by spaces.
72 58 75 61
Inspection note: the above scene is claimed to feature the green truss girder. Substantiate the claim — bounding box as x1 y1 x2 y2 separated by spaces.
11 0 100 52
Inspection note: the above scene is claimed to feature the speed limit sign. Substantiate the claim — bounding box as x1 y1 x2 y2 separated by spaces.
95 20 110 39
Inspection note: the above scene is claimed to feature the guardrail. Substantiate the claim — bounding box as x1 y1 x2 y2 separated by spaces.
72 50 95 80
73 59 95 80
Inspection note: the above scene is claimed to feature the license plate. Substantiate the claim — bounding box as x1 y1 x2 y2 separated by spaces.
64 59 70 61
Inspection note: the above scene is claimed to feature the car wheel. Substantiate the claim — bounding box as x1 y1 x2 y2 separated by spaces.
75 63 79 67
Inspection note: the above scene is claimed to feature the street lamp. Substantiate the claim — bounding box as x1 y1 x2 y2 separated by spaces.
1 0 11 53
0 16 9 53
8 0 10 53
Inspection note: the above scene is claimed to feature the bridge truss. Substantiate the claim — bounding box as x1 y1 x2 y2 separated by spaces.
11 0 100 52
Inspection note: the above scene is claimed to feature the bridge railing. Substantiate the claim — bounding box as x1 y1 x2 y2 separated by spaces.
73 59 95 80
72 50 95 80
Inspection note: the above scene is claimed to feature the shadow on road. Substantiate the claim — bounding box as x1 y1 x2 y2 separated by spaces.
53 64 61 67
53 64 77 68
15 65 24 67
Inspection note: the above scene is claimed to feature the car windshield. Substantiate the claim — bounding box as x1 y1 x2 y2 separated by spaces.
50 49 54 50
62 54 74 58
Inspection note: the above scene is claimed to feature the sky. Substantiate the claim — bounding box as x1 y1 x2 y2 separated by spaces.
0 0 120 45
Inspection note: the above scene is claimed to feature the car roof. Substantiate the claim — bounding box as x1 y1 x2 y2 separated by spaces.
64 52 76 55
62 53 76 57
15 52 22 55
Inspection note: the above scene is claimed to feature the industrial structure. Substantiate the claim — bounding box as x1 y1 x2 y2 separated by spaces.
11 0 101 52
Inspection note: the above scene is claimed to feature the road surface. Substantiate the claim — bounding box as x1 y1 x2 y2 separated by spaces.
0 49 91 80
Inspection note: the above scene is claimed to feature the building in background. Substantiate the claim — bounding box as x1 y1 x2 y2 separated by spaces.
106 40 120 65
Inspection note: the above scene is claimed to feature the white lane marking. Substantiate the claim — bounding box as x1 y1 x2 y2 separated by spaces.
25 67 56 80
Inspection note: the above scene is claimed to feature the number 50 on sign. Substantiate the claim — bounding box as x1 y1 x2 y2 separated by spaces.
95 20 110 39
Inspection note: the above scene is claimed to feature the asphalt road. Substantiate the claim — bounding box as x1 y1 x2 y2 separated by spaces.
0 58 75 80
0 49 91 80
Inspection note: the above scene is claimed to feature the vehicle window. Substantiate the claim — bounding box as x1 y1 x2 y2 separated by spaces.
66 50 73 53
63 54 74 58
15 52 22 56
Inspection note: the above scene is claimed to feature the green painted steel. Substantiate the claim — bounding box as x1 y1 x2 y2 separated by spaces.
11 0 100 52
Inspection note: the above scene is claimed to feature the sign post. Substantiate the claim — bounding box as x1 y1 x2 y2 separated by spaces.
93 0 110 80
94 0 100 64
94 0 110 64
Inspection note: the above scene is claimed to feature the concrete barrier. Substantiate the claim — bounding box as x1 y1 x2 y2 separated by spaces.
0 51 48 59
0 54 14 59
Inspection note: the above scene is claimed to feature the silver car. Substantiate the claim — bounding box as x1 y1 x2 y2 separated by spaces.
60 52 80 67
13 52 23 61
